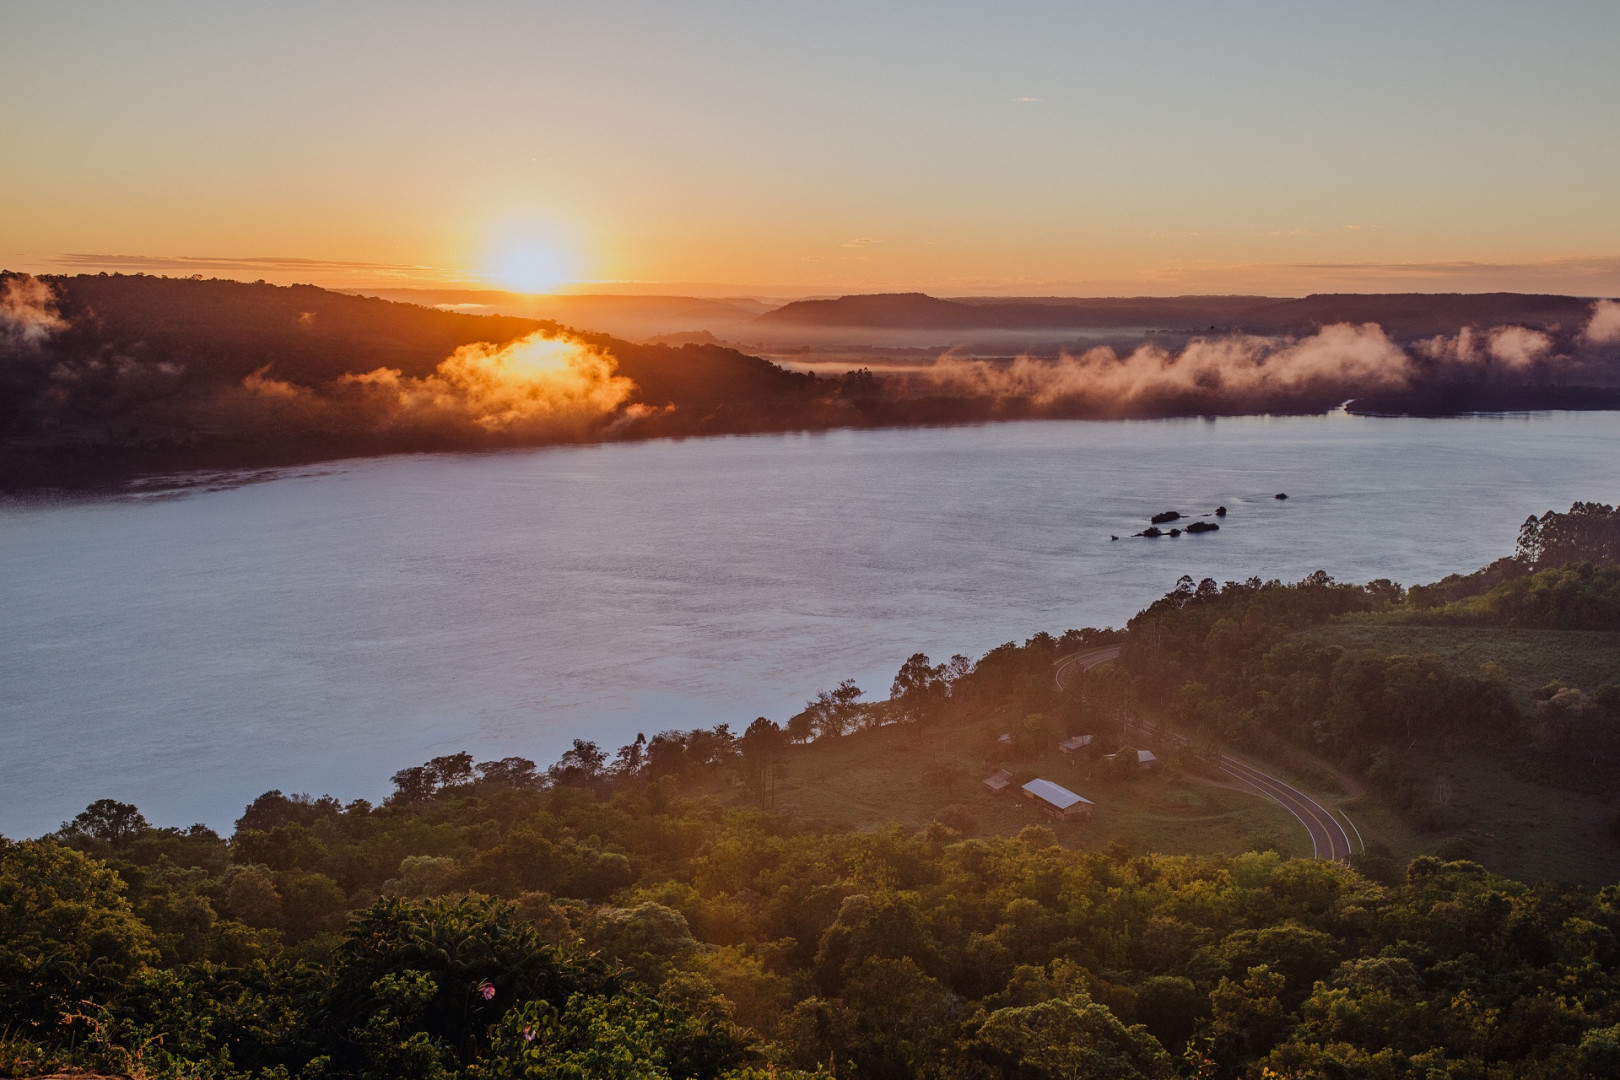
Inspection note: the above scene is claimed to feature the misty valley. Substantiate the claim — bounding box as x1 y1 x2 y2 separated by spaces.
3 274 1620 492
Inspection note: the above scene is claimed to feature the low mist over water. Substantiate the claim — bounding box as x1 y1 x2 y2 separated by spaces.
3 412 1618 837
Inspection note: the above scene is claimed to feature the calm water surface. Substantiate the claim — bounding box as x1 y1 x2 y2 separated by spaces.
3 412 1618 836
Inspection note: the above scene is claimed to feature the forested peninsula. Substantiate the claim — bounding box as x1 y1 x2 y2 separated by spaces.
5 503 1620 1078
3 273 1620 491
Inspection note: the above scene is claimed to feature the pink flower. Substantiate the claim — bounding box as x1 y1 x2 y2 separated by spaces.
522 1026 535 1042
478 980 496 1001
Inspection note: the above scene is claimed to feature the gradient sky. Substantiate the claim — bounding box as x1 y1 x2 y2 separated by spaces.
4 1 1618 296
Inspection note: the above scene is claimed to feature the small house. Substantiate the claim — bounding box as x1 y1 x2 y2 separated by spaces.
1058 735 1093 754
1020 778 1094 821
982 769 1014 793
1105 749 1158 771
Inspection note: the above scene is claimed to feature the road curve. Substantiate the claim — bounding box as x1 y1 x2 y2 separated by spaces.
1053 645 1122 690
1051 646 1355 862
1133 720 1356 863
1216 754 1355 862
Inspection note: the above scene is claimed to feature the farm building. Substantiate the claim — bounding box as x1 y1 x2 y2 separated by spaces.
982 769 1014 793
1058 734 1093 754
1021 778 1094 821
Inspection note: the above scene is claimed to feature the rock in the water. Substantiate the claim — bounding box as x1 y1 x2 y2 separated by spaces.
1110 535 1118 541
1274 492 1288 500
1150 510 1182 524
1186 520 1219 533
1215 506 1227 516
1169 528 1182 537
1140 526 1163 538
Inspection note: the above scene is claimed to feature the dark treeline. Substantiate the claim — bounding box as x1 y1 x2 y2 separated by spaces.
6 274 1620 490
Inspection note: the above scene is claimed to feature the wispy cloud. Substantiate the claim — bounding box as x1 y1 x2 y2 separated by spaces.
914 323 1415 411
0 274 68 348
1583 299 1620 345
841 238 883 248
1012 96 1042 103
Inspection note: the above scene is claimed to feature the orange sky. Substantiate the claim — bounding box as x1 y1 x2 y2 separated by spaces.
4 2 1619 298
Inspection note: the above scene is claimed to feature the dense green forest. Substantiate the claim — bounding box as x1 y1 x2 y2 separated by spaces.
4 504 1619 1079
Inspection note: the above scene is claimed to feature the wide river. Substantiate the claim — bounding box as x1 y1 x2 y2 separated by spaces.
3 412 1618 837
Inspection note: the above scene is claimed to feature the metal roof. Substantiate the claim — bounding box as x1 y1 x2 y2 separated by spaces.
1021 778 1093 809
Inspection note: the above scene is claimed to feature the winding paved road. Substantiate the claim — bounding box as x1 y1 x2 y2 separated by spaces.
1051 645 1359 862
1210 752 1356 862
1053 645 1123 688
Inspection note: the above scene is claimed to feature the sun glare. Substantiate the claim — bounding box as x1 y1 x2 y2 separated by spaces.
490 243 571 294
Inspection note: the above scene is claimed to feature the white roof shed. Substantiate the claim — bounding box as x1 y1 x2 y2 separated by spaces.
1021 778 1094 814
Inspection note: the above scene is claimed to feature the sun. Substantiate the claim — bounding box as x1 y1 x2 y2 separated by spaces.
490 243 571 294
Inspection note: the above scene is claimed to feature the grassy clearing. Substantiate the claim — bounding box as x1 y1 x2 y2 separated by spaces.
1293 620 1620 887
688 716 1308 860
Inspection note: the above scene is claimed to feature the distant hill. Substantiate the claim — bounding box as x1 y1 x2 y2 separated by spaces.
758 290 1603 338
43 274 542 385
758 292 1005 329
949 294 1273 327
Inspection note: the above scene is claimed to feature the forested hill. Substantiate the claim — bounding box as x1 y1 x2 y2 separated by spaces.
32 273 545 384
0 274 826 489
31 274 809 405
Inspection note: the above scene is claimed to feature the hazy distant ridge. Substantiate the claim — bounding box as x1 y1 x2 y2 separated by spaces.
760 290 1602 337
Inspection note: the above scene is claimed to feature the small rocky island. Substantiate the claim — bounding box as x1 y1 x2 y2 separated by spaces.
1134 504 1226 538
